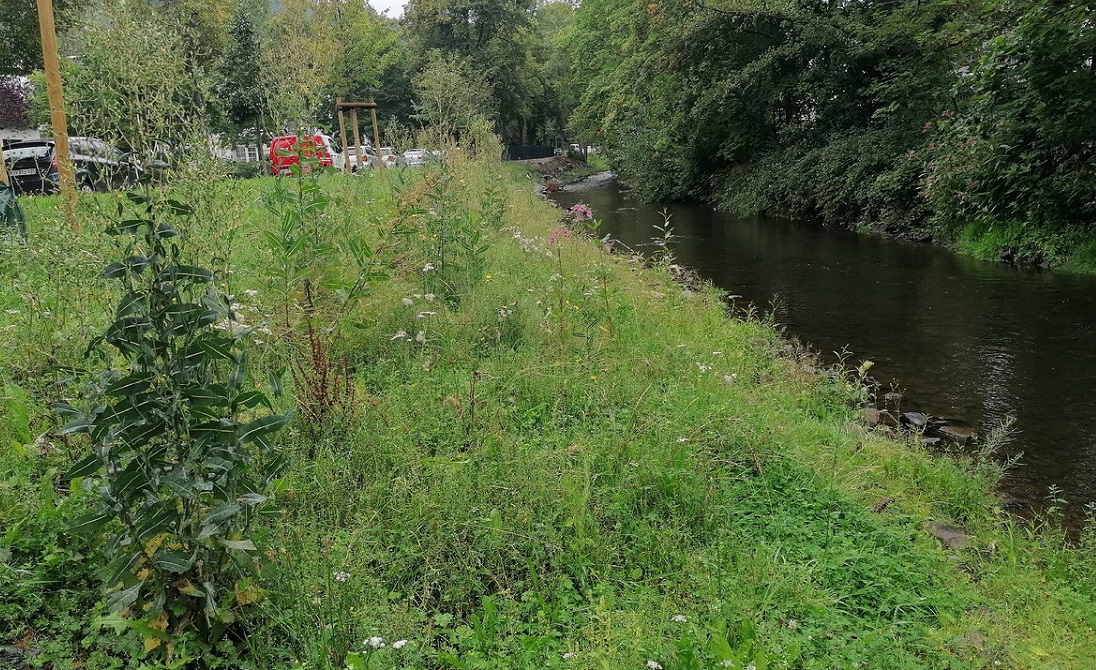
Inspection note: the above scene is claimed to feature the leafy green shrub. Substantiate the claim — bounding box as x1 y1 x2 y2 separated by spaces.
53 192 289 658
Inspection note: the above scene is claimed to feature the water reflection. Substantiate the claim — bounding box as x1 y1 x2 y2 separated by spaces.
554 183 1096 522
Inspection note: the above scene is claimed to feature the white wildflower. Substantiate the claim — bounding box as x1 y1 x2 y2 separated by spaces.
416 311 437 318
562 652 574 659
712 351 723 356
256 325 272 335
402 297 414 306
392 640 407 649
646 662 662 670
391 330 407 340
5 309 21 315
697 364 712 372
422 263 436 272
720 662 734 669
365 636 384 649
424 293 436 301
671 614 688 622
675 438 689 444
745 665 757 670
333 571 349 582
253 339 264 345
243 289 259 297
723 374 738 384
415 331 427 344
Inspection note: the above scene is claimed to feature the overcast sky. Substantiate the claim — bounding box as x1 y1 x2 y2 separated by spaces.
369 0 407 17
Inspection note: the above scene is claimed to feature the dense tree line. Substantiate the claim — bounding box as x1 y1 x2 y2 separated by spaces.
568 0 1096 264
2 0 579 151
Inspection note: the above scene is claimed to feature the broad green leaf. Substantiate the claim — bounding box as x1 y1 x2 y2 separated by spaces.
106 373 153 397
197 337 235 362
228 353 246 391
104 550 142 589
113 462 149 499
232 390 268 412
238 414 290 445
68 512 112 534
221 539 256 551
136 509 177 542
58 415 94 436
158 265 213 284
102 262 128 279
66 453 102 479
105 582 142 612
237 492 267 506
153 549 193 573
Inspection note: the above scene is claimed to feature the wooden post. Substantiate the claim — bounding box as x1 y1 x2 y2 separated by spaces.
0 142 8 186
36 0 77 228
336 99 351 172
369 101 380 153
349 109 363 172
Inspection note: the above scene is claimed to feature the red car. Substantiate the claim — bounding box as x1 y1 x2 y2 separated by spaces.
268 133 337 175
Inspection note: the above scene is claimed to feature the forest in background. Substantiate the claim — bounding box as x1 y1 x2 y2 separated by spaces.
569 0 1096 268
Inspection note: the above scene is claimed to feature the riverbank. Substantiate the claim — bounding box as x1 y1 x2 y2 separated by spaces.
2 156 1095 669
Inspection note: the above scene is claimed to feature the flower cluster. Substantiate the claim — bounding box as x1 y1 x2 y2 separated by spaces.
569 203 593 220
548 229 571 245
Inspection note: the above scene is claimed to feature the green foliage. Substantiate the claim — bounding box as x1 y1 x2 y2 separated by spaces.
216 2 268 135
924 2 1096 253
0 0 76 76
566 0 1096 267
52 192 289 658
412 53 497 142
53 0 208 163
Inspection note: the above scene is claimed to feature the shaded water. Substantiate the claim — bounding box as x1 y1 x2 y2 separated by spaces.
553 182 1096 521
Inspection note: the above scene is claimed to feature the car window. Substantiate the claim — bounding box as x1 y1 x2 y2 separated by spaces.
98 142 124 161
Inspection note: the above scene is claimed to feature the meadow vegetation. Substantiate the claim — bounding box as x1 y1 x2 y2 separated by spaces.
2 156 1096 669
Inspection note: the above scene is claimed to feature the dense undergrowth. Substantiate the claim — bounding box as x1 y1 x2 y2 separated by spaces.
2 156 1096 669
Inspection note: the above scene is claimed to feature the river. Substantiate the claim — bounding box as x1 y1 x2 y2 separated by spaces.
552 180 1096 525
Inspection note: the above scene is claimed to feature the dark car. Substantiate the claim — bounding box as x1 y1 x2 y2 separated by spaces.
2 137 141 194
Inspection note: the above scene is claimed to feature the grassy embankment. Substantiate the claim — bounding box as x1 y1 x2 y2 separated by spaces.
2 155 1096 669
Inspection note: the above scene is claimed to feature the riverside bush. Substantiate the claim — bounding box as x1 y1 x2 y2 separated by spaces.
52 192 289 661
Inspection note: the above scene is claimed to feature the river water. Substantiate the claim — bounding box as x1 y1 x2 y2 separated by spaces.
553 181 1096 523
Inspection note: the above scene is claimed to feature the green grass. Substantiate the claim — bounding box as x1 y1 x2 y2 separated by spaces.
2 157 1096 669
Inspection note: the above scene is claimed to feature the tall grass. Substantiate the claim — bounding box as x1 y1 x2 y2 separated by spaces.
1 157 1095 669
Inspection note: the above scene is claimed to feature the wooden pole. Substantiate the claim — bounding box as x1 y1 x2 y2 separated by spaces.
0 143 9 186
369 101 381 155
336 99 351 173
36 0 77 227
349 109 363 172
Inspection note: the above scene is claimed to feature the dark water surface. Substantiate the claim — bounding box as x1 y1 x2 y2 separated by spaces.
553 182 1096 521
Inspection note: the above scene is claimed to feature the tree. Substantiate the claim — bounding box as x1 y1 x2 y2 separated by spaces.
0 76 31 129
404 0 555 144
412 52 495 141
261 0 341 129
59 1 206 158
217 1 269 155
0 0 75 77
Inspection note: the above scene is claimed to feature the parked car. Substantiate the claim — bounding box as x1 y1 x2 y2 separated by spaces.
343 145 380 172
402 148 431 167
3 137 141 194
268 133 338 175
377 147 402 169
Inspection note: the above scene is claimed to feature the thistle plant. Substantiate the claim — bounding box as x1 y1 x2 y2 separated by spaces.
54 192 290 656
